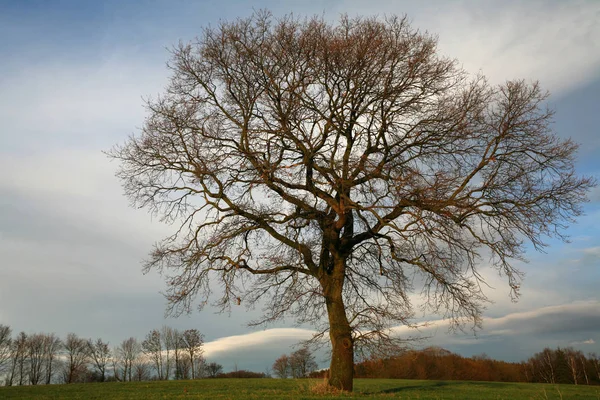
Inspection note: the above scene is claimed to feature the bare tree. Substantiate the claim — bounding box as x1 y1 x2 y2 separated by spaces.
567 350 579 385
111 346 124 382
141 326 179 380
179 354 192 379
7 332 28 386
272 354 290 378
564 347 587 385
87 338 111 382
161 326 176 380
193 355 206 379
27 334 46 385
181 329 204 379
290 347 318 378
142 329 164 380
0 325 11 378
580 352 590 385
62 333 89 384
110 12 595 391
590 353 600 381
205 362 222 378
132 357 151 381
42 333 61 385
529 348 557 384
171 328 183 380
118 337 141 382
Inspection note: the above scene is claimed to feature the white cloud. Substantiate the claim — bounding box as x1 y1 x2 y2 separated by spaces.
560 245 600 269
583 247 600 257
197 300 600 366
589 186 600 203
204 328 315 357
483 300 600 332
571 339 596 345
389 300 600 342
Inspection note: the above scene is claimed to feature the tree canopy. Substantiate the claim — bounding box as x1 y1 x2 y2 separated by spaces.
110 12 594 390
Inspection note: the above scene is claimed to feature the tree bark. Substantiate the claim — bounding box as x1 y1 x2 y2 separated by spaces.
322 257 354 391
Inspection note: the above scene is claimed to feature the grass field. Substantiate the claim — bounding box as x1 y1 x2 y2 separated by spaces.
1 379 599 400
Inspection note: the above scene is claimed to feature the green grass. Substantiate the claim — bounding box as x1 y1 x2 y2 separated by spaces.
1 379 599 399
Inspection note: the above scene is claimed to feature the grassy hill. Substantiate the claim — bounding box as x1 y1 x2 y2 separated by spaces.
1 378 598 399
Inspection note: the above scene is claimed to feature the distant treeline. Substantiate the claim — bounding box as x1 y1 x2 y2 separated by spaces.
310 347 600 385
3 320 599 387
215 370 267 379
0 323 267 386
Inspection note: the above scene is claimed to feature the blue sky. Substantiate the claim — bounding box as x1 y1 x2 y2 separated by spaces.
0 0 599 372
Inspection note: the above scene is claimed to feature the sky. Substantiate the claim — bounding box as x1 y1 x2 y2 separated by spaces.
0 0 599 373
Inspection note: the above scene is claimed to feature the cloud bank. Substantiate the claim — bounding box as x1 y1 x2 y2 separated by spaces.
201 301 600 370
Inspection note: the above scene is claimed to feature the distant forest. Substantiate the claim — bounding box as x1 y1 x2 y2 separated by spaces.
311 347 600 385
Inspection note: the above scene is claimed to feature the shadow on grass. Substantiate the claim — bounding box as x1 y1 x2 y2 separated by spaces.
378 380 516 394
379 381 451 393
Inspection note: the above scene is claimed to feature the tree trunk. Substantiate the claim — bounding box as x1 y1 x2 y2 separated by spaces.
45 362 52 385
581 357 589 385
322 257 354 391
327 300 353 391
190 352 195 380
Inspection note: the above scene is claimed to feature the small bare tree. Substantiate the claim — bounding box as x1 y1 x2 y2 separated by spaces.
590 353 600 381
87 338 111 382
533 348 557 384
27 334 46 385
110 12 595 390
111 345 124 382
142 329 165 380
42 333 61 385
118 337 141 382
7 332 28 386
580 352 590 385
179 354 192 379
181 329 204 379
62 333 89 384
132 357 151 381
171 328 183 380
0 325 11 378
161 326 176 380
205 362 222 378
272 354 290 378
290 347 318 378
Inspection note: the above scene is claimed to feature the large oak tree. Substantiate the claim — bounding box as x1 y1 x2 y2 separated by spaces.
111 12 594 390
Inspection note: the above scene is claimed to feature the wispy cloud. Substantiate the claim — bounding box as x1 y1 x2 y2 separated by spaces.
200 301 600 365
583 247 600 257
204 328 315 357
570 339 596 345
387 301 600 339
334 0 600 95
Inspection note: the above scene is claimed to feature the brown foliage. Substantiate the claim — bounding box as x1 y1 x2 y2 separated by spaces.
272 354 291 378
350 347 526 382
348 347 600 385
